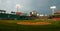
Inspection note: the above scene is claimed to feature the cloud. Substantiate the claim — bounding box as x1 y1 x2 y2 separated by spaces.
0 0 60 15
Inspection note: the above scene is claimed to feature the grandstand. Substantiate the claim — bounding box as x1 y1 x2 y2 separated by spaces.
0 10 37 20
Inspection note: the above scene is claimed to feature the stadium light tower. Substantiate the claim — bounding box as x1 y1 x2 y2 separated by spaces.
16 4 20 12
50 6 56 15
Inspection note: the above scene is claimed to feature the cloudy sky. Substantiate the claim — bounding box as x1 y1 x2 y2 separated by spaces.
0 0 60 15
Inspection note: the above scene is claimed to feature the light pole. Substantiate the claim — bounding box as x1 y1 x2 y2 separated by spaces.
50 6 56 15
16 4 20 12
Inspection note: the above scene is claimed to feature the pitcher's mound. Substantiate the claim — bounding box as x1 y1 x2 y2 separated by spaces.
17 22 51 25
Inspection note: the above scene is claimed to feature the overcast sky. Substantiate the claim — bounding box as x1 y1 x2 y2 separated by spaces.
0 0 60 15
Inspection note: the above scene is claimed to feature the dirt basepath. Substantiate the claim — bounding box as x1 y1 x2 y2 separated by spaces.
17 22 51 25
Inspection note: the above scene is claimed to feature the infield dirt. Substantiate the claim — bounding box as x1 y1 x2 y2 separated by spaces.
17 22 51 25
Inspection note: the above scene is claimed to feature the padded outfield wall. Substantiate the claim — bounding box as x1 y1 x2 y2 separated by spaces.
0 13 36 20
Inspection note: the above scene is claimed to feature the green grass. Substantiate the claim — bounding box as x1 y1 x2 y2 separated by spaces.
0 20 17 31
0 20 60 31
17 25 60 31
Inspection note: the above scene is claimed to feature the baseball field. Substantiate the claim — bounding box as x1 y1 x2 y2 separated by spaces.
0 20 60 31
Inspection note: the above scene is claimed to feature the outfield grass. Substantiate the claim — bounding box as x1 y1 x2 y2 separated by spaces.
0 20 60 31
